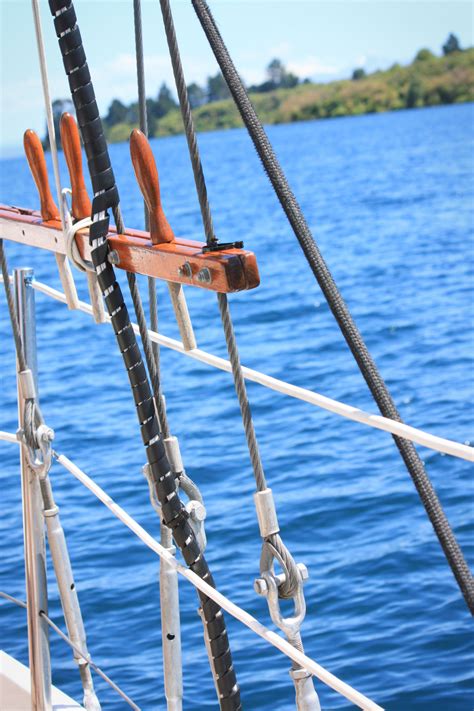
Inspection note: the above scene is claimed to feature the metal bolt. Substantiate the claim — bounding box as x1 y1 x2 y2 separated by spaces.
186 500 206 523
297 563 309 582
178 262 192 278
108 249 120 265
196 267 212 284
35 424 54 444
254 577 268 596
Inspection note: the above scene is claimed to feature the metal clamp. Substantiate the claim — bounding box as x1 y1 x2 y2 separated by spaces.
21 422 54 479
256 541 307 639
185 499 207 552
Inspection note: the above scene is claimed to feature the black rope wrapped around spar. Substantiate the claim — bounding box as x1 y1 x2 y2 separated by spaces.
47 1 241 706
191 0 474 616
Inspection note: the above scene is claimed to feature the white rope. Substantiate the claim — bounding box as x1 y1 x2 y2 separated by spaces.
0 430 18 444
28 279 474 462
0 591 140 710
55 451 383 711
31 0 64 227
60 191 105 323
65 215 94 272
31 0 79 310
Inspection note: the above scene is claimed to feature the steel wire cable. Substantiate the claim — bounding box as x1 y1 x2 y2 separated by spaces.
0 241 27 372
46 1 241 705
217 292 300 598
191 0 474 615
159 0 216 246
0 592 140 710
132 0 170 440
159 0 301 600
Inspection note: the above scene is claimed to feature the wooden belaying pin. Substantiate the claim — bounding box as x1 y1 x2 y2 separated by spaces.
23 129 60 222
129 129 175 245
60 112 92 220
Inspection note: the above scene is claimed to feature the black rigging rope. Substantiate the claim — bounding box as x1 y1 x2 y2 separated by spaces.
47 2 241 706
191 0 474 614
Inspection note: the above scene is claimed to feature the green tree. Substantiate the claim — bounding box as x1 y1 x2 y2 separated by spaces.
146 98 158 136
352 67 366 80
415 48 435 62
267 58 285 85
187 82 206 109
207 72 231 102
155 83 177 117
443 33 461 55
249 58 300 93
406 76 423 108
280 71 299 88
105 99 128 127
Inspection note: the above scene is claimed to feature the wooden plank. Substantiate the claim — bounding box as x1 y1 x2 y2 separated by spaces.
0 204 260 293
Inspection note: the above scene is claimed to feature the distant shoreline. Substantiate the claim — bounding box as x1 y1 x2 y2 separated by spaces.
104 48 473 145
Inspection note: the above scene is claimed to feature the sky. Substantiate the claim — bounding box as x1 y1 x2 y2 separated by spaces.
0 0 472 154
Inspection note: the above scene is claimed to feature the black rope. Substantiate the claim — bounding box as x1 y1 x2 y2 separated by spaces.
47 2 241 705
191 0 474 614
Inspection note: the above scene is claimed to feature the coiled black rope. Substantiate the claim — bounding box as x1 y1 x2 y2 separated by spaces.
47 2 241 706
191 0 474 614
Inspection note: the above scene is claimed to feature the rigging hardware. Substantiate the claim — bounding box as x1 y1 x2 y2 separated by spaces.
46 0 241 706
191 0 474 615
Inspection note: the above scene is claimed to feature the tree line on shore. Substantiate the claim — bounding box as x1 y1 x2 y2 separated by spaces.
44 34 471 148
102 57 304 137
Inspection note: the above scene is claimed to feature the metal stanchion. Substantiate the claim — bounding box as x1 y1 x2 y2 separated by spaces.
15 267 52 711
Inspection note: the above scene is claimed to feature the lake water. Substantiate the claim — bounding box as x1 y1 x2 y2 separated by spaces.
1 103 473 710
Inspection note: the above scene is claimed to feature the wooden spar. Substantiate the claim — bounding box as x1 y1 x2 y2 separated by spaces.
0 204 260 293
129 129 174 245
12 122 259 293
60 113 91 220
23 130 60 222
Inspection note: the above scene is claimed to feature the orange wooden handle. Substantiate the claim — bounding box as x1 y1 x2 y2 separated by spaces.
23 129 60 222
129 129 174 244
60 112 91 220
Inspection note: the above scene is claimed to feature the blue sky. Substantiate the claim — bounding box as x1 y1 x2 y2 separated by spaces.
0 0 472 153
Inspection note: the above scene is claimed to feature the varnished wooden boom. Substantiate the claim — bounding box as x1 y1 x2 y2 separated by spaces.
0 204 260 293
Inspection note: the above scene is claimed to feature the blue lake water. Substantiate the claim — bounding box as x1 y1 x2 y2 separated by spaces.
1 103 473 710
